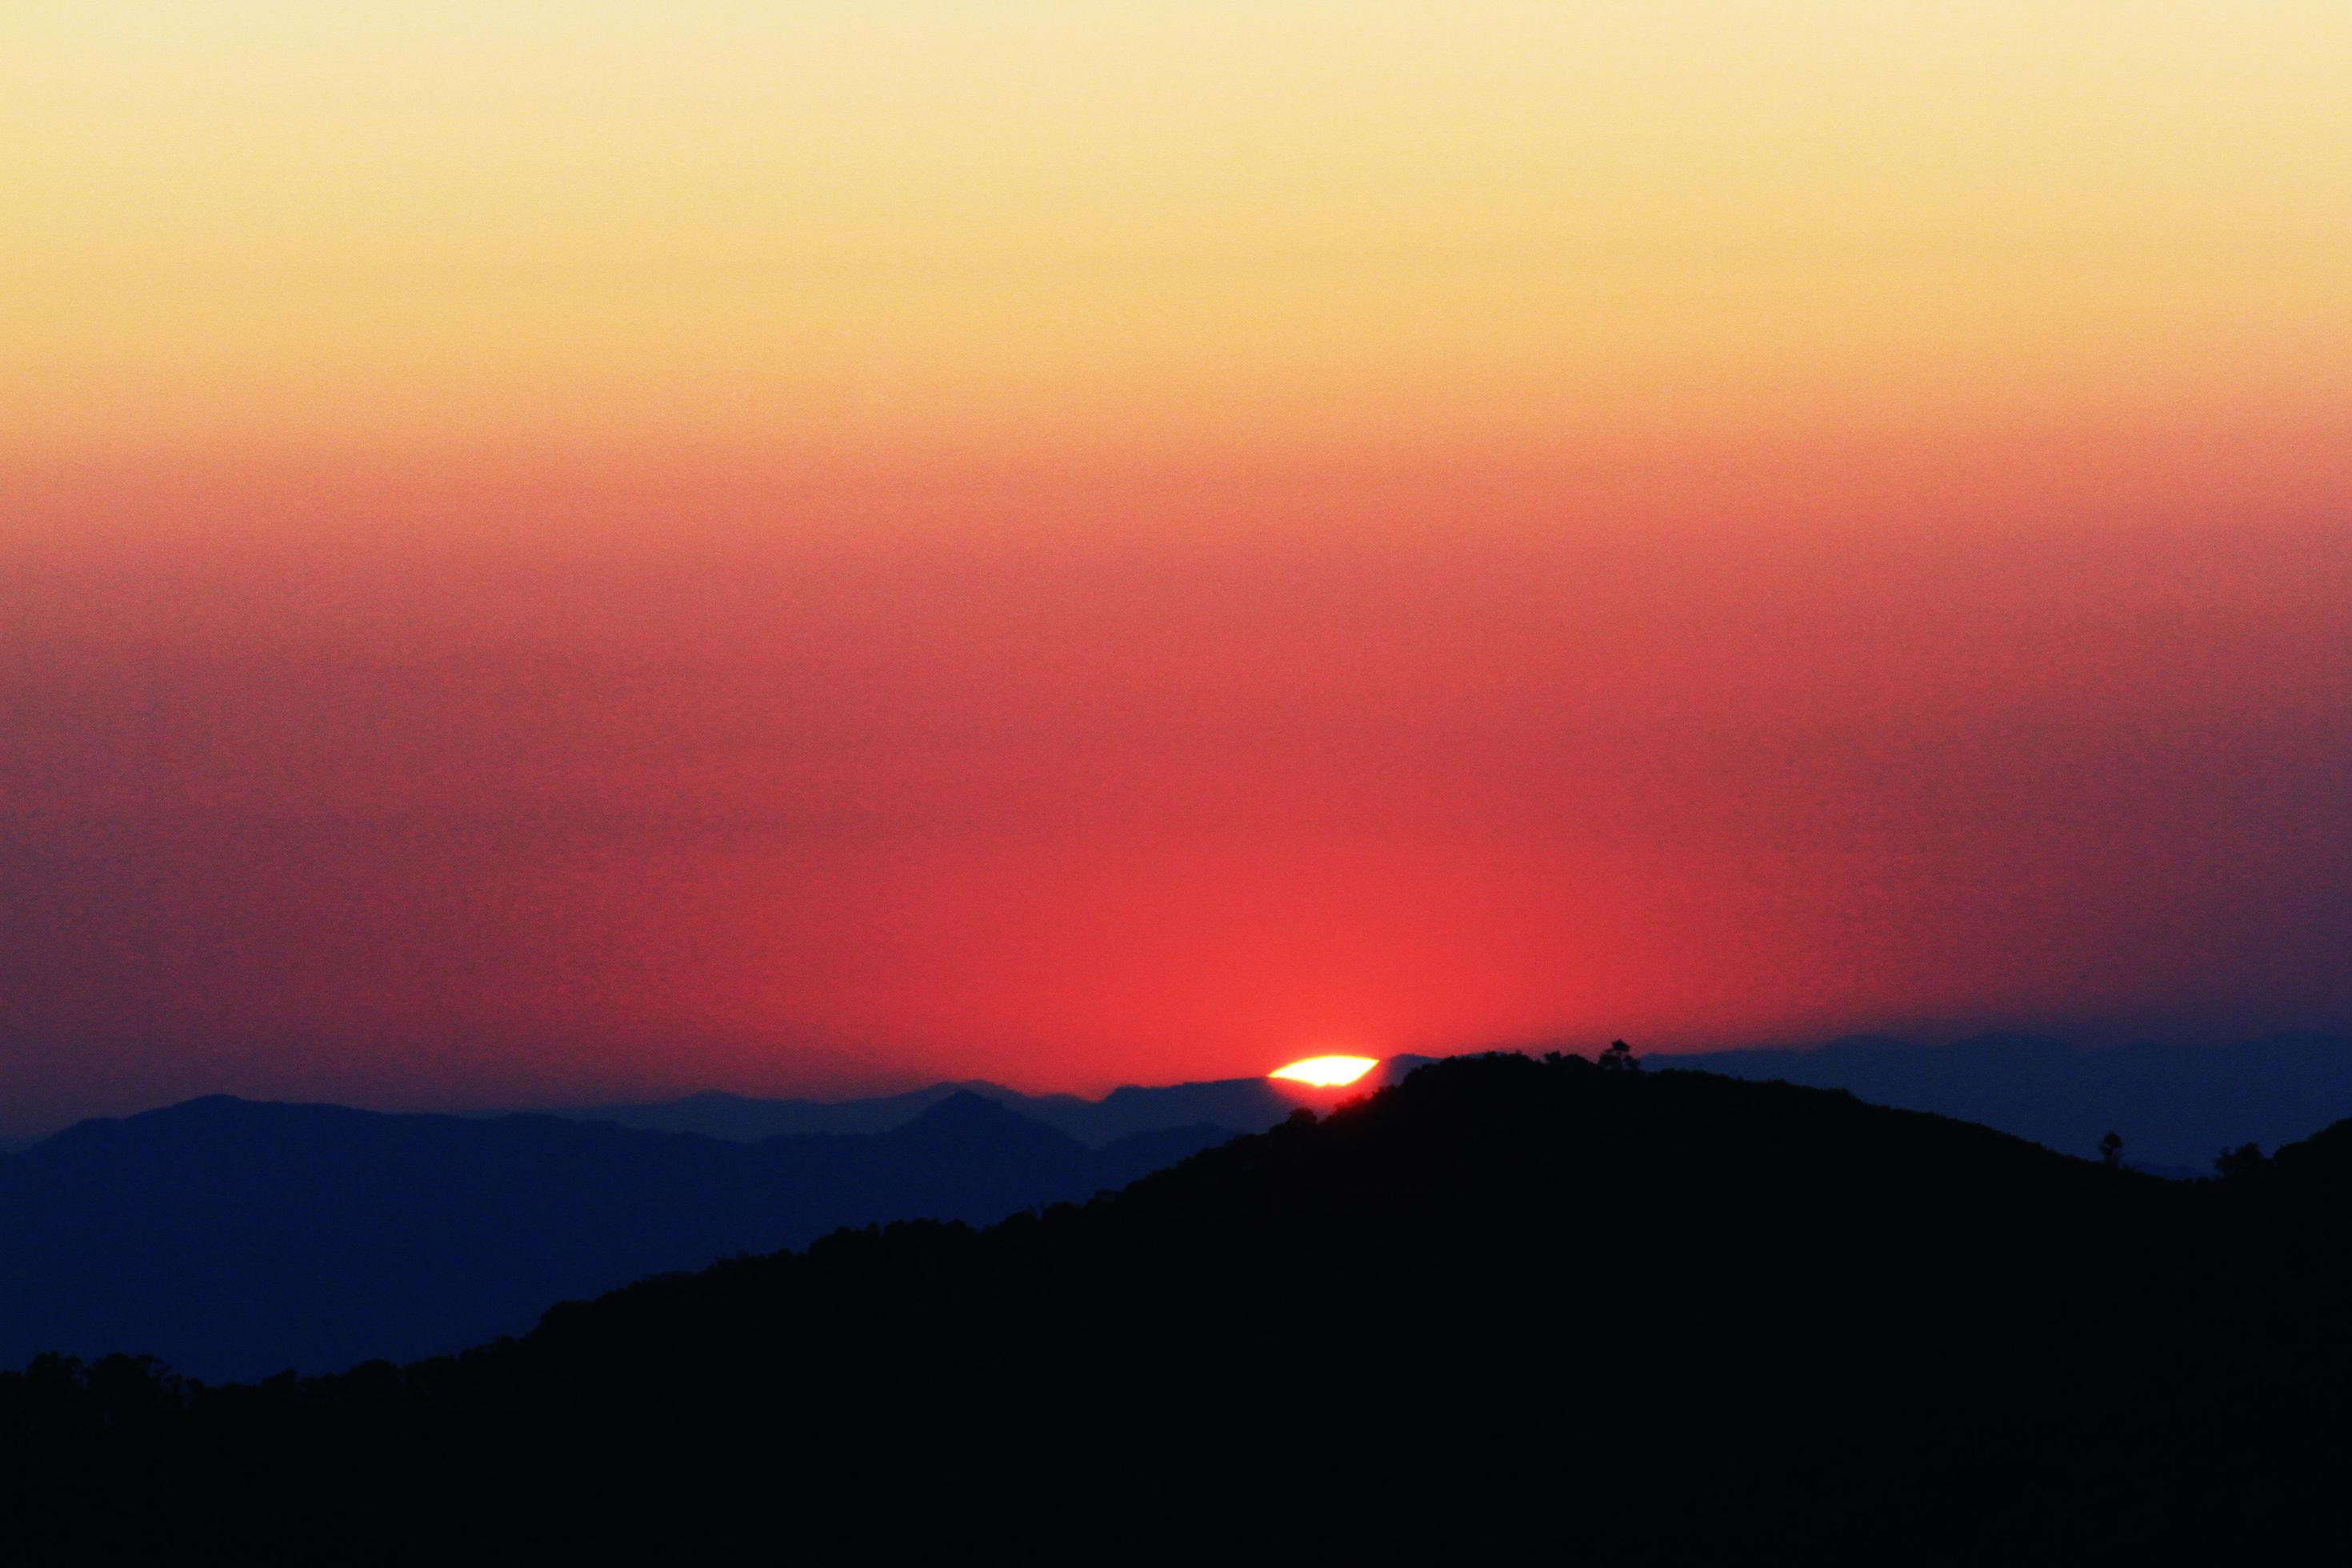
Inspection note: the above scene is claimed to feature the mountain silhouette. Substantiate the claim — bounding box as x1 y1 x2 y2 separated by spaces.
551 1036 2352 1167
1682 1030 2352 1165
0 1092 1231 1380
10 1052 2352 1557
549 1056 1436 1145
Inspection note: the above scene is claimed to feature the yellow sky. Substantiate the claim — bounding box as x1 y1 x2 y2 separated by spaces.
5 2 2349 467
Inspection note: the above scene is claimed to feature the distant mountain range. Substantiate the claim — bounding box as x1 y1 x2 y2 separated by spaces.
0 1091 1236 1382
540 1034 2352 1170
6 1034 2350 1384
546 1055 1435 1145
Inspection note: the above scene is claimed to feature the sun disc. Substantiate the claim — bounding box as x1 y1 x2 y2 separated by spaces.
1270 1054 1378 1088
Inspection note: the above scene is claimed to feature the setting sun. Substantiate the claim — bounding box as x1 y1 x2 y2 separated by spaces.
1270 1055 1379 1089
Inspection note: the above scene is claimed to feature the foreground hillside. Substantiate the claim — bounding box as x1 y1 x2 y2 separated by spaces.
8 1053 2352 1558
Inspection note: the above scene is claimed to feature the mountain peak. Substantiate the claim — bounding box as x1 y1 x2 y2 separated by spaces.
901 1089 1043 1134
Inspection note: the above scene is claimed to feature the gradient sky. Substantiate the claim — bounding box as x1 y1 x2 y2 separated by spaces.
5 3 2350 1131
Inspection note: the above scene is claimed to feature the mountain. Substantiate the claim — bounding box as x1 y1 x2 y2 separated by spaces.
551 1054 1437 1144
1679 1030 2352 1166
542 1082 1024 1141
580 1032 2352 1167
11 1053 2352 1557
0 1092 1232 1381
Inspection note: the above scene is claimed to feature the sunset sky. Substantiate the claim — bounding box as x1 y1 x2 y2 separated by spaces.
5 3 2349 1130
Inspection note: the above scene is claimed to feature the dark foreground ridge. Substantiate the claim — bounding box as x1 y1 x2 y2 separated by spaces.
7 1053 2352 1558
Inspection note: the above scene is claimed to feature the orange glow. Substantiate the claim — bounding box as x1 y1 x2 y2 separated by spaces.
1270 1056 1379 1089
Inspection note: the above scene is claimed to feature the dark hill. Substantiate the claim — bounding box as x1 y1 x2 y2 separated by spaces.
8 1053 2352 1558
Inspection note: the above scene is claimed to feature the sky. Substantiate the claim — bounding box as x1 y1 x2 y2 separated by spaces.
4 3 2350 1130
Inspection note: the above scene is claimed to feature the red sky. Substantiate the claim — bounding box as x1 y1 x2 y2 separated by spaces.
6 453 2348 1130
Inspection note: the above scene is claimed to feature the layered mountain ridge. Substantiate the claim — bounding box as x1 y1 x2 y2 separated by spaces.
0 1090 1232 1380
11 1052 2352 1557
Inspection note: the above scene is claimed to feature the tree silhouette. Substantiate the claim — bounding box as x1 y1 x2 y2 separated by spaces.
2099 1131 2123 1169
1598 1039 1640 1074
2214 1142 2269 1180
